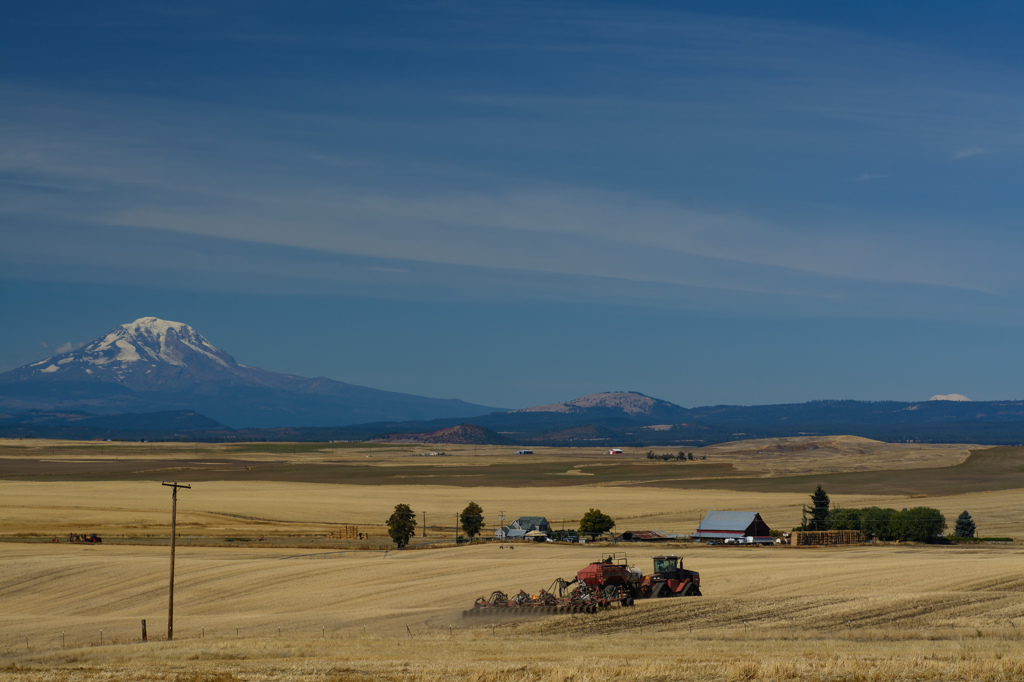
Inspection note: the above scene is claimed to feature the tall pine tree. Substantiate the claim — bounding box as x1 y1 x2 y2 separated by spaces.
806 485 831 531
954 510 976 538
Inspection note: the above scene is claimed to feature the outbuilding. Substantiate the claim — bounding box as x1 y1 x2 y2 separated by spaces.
693 511 773 544
617 530 674 542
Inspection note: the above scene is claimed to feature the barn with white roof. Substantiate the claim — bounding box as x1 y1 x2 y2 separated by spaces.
693 511 773 544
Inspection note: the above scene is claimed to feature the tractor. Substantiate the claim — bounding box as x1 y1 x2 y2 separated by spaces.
576 553 701 600
635 554 701 598
465 553 700 618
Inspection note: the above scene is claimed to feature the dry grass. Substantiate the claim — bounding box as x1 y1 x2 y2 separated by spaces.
2 438 1023 679
2 477 1023 541
0 436 980 479
2 542 1023 679
4 635 1024 681
699 436 975 476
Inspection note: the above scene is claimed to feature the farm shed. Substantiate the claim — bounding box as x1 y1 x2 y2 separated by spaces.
693 511 773 544
618 530 674 542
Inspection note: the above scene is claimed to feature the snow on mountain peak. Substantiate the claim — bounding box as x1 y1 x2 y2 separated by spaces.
27 317 237 382
125 316 189 337
89 317 204 367
107 317 230 369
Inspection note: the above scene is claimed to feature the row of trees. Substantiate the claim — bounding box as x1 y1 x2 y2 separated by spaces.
828 505 947 542
645 451 705 461
386 503 619 547
799 484 958 543
385 501 484 548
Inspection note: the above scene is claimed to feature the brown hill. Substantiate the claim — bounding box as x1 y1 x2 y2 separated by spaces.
514 391 668 415
369 423 510 445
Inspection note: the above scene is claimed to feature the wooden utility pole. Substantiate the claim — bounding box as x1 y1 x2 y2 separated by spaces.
162 481 191 640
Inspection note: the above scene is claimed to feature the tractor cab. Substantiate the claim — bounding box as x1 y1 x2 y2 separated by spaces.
652 555 680 575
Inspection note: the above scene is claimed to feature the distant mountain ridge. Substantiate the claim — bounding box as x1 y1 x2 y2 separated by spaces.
2 391 1023 445
3 322 1023 445
0 317 502 428
321 393 1024 447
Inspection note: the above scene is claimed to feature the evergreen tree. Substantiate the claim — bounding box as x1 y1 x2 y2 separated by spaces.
460 501 485 538
954 510 976 538
579 508 615 539
806 484 831 530
386 503 417 548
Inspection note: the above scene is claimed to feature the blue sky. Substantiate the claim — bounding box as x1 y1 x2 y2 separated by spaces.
2 1 1022 409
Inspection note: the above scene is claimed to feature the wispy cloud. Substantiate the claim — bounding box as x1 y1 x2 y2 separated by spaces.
366 267 409 274
37 340 81 355
952 147 989 159
4 5 1024 327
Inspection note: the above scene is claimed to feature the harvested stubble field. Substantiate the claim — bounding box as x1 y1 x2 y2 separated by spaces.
2 543 1023 680
1 438 1023 680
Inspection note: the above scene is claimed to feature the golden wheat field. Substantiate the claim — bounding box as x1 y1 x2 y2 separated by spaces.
2 479 1022 544
2 438 1023 680
2 542 1023 680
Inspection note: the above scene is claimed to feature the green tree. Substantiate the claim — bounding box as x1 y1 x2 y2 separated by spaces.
859 507 897 541
827 507 861 531
805 484 831 530
460 501 485 538
579 508 615 540
386 503 417 548
890 507 946 543
954 510 976 538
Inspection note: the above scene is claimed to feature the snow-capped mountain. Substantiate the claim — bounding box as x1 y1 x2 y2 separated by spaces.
0 317 502 428
12 317 249 391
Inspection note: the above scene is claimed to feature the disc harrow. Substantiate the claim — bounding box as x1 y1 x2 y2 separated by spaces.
463 578 634 618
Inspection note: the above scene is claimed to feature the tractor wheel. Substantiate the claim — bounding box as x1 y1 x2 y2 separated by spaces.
681 583 702 597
